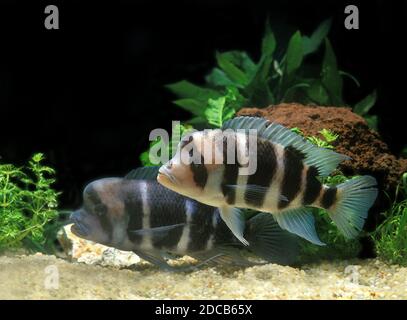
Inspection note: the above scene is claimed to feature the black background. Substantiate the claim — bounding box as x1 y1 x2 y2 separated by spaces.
0 0 406 209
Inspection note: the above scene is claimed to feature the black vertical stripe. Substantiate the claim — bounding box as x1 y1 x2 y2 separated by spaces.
244 139 277 208
321 187 337 209
278 146 304 209
221 133 239 205
302 166 322 205
189 149 208 189
125 182 144 245
150 184 186 249
84 184 112 242
187 201 215 251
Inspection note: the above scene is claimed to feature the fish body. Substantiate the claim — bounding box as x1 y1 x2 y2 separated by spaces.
158 116 378 246
70 168 298 271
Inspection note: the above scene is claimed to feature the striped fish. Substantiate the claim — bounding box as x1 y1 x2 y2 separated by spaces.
70 167 298 271
157 116 378 246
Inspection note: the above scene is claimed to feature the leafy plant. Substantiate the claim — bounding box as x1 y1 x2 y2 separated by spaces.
0 153 60 252
373 172 407 265
204 87 245 127
291 127 339 150
166 19 377 128
353 90 378 130
141 19 377 163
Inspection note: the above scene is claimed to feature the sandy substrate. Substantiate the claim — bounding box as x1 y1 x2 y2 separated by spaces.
0 253 406 299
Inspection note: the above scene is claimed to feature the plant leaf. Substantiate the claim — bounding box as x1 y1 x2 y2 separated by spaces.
285 31 303 76
364 114 378 131
205 97 228 127
216 51 255 86
204 88 242 127
166 80 220 101
321 39 343 105
282 82 310 102
339 71 360 87
261 20 277 57
244 24 277 106
173 99 206 117
186 116 207 126
245 55 275 106
302 19 332 56
206 68 236 87
353 90 377 116
306 80 329 105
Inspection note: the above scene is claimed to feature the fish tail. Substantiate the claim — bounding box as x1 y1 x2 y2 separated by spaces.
245 213 299 265
323 176 378 239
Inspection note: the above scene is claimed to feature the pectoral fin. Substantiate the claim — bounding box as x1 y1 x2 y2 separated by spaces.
273 207 325 246
219 206 249 246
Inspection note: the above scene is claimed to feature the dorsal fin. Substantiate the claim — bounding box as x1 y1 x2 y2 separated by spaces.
124 166 160 180
222 116 350 177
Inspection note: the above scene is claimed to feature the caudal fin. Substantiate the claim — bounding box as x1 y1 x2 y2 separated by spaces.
326 176 378 239
245 213 299 265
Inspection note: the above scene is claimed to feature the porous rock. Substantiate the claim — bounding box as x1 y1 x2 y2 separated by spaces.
57 224 140 267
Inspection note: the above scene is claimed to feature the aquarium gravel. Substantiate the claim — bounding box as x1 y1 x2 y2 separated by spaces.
1 253 406 300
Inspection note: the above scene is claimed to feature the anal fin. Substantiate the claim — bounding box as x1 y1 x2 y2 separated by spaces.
273 207 325 246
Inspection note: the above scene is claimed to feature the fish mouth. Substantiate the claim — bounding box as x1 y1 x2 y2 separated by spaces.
70 210 90 238
158 166 179 185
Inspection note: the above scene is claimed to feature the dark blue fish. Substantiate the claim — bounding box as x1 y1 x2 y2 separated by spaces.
70 167 298 271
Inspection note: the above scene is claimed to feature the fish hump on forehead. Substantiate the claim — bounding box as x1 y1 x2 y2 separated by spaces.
222 116 350 177
87 179 124 218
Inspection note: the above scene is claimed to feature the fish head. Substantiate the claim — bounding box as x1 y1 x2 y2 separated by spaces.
70 178 127 246
70 208 109 243
157 130 224 202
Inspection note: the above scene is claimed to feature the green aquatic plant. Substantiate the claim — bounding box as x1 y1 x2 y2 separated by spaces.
291 127 339 150
166 19 377 128
204 87 245 128
141 19 377 164
373 173 407 265
353 90 378 130
0 153 60 252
